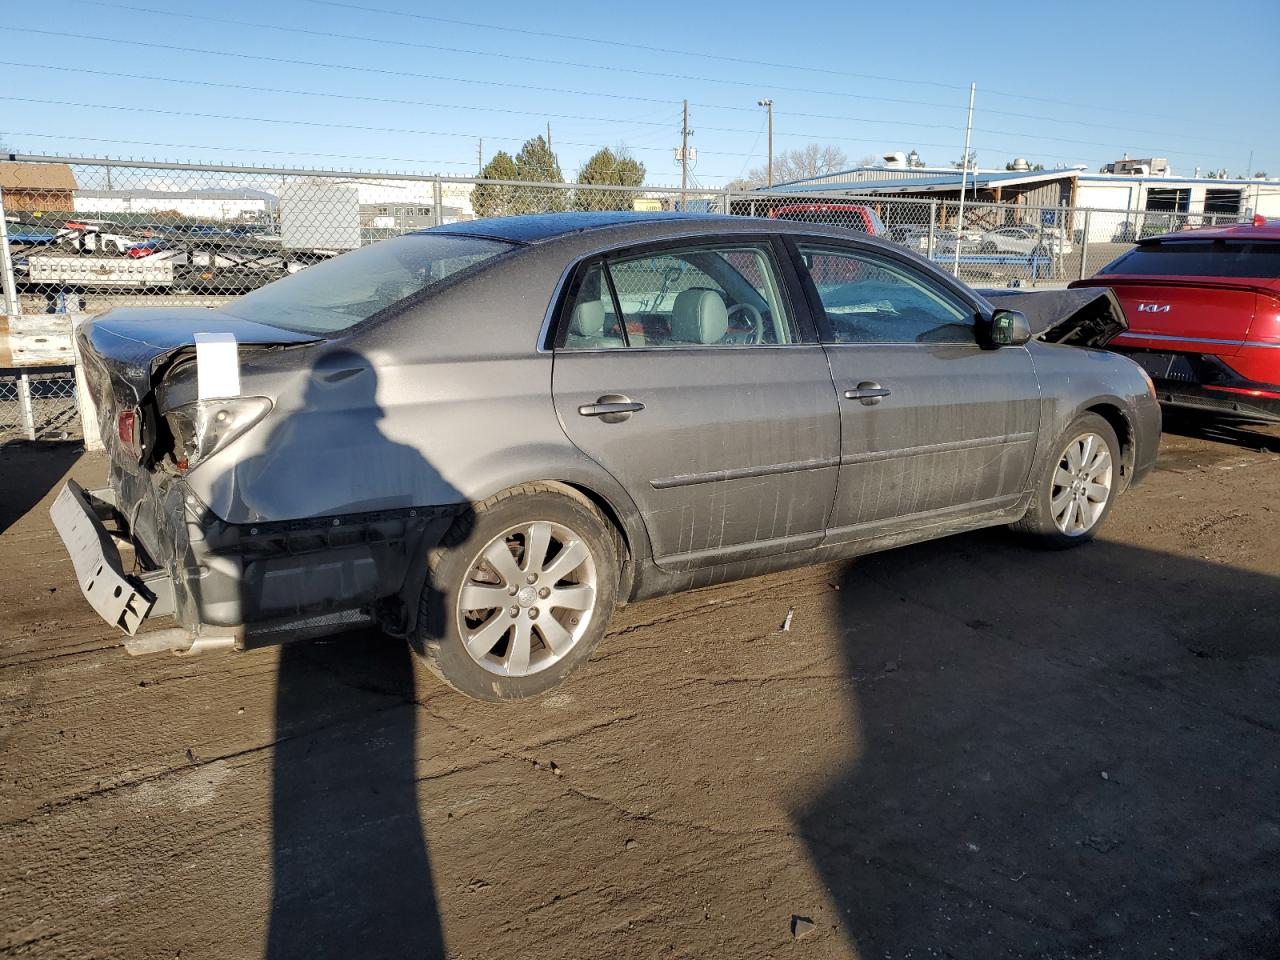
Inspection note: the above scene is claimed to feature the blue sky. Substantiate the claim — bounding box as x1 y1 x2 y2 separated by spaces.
2 0 1277 185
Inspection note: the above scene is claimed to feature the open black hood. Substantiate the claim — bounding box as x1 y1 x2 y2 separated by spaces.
978 287 1128 348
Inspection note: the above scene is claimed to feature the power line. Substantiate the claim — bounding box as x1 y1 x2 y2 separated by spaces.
295 0 971 94
695 101 1247 147
71 0 1256 132
0 60 681 133
67 2 973 111
2 24 1250 158
292 0 1254 131
0 27 679 107
0 56 1241 165
2 131 479 168
6 93 1244 174
0 96 757 158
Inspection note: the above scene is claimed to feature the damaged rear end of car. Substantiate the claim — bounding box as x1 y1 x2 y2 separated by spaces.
54 230 514 655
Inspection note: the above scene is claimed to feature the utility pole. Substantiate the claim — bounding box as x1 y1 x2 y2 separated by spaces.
680 99 692 194
546 122 552 150
757 99 774 187
953 82 976 275
477 138 483 174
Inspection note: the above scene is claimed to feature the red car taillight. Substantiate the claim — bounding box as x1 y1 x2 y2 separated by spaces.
116 408 143 460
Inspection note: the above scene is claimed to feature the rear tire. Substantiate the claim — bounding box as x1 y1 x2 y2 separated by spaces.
411 483 620 701
1012 413 1120 548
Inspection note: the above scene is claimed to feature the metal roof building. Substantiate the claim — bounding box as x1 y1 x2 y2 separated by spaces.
755 167 1078 208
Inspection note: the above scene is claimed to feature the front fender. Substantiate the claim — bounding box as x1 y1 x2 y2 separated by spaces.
1026 342 1161 490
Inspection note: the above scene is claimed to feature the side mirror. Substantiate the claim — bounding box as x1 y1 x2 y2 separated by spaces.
989 309 1032 347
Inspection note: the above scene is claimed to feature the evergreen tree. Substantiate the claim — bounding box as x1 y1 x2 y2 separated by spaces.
472 151 520 218
514 136 566 212
573 148 646 211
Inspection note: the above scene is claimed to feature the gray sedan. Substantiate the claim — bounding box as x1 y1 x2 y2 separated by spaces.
54 212 1160 700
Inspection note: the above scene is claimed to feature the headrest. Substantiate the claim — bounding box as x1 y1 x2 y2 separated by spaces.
671 289 728 345
570 299 607 338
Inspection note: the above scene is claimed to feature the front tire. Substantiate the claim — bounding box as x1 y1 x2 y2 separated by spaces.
1012 413 1120 547
412 483 620 701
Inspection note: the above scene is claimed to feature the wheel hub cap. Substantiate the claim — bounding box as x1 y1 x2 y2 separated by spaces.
516 586 537 608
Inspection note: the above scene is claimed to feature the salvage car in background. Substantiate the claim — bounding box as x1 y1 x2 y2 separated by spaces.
980 224 1073 256
1073 221 1280 422
54 212 1160 700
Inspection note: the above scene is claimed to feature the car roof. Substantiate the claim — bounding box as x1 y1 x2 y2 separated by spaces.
1143 222 1280 244
425 211 733 244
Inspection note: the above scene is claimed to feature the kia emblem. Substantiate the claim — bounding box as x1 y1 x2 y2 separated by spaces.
1137 303 1171 313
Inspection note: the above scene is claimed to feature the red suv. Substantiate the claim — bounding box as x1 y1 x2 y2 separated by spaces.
1072 222 1280 423
765 203 887 236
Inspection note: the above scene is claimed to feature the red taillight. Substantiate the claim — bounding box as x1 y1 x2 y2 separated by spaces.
116 409 142 459
1254 214 1267 227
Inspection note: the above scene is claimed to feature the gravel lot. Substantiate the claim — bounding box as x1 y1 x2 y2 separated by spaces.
2 417 1278 960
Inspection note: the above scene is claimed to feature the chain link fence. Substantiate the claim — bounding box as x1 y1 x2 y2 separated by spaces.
0 366 80 442
0 156 1251 444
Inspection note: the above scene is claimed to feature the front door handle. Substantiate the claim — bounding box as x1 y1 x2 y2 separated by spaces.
843 382 891 405
578 394 645 423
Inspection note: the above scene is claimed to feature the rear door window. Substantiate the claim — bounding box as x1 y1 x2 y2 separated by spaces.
1101 242 1280 279
559 242 799 348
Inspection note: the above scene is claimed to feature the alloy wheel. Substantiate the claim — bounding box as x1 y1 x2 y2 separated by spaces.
1051 432 1113 536
456 520 598 677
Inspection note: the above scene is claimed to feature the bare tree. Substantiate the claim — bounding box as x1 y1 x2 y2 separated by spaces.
728 143 850 190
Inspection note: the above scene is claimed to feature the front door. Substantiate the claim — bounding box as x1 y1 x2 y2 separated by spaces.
552 239 840 571
789 240 1041 542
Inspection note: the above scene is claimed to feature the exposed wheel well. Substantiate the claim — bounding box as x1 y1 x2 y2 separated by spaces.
1084 403 1136 488
539 480 637 603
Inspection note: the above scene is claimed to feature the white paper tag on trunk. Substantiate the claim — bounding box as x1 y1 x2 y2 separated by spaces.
193 332 241 399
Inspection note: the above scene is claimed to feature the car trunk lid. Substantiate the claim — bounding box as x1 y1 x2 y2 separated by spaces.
78 307 321 466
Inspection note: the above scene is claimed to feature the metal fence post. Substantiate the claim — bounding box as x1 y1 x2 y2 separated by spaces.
18 371 36 440
1078 209 1092 281
0 187 21 322
432 177 444 227
927 200 938 260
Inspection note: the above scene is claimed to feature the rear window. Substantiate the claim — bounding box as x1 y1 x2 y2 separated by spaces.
1100 241 1280 279
221 233 514 333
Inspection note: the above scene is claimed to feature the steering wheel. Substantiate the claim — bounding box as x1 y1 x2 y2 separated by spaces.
725 302 764 344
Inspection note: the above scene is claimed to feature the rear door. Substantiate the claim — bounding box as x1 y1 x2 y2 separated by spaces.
551 238 841 572
788 240 1041 542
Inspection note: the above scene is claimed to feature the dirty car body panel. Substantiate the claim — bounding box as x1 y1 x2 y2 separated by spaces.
56 212 1160 657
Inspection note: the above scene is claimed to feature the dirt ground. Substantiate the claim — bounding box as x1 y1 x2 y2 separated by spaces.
2 417 1278 960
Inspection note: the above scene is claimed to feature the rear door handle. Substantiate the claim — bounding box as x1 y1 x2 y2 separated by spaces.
843 382 891 405
578 394 645 423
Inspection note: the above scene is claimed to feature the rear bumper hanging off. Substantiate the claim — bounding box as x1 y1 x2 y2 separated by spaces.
49 480 173 635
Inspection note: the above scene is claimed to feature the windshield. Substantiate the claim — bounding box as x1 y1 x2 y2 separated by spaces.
221 233 514 333
1100 241 1280 279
